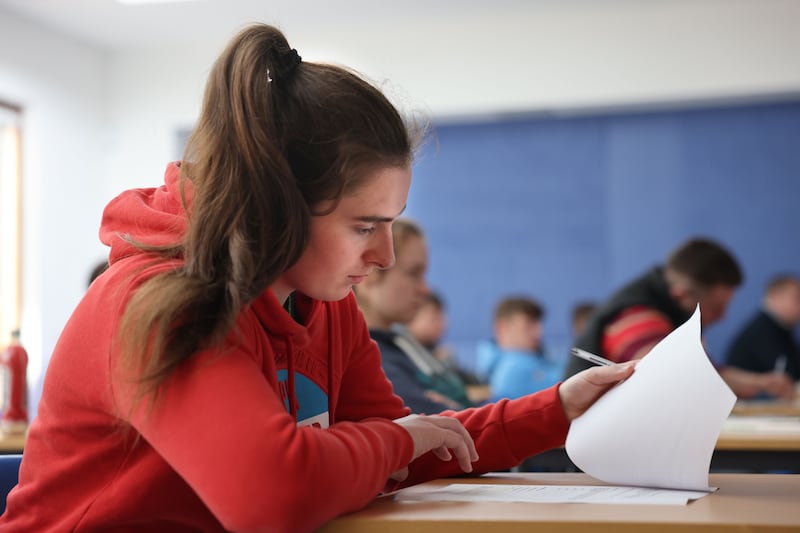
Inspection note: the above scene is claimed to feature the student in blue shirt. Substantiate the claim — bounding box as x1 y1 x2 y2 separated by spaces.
482 296 563 401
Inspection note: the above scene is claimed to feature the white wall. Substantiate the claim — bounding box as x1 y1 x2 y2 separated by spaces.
104 0 800 192
0 9 109 415
1 0 799 417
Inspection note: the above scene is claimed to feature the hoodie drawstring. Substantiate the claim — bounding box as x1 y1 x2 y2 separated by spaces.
286 336 297 420
282 302 335 425
326 309 334 425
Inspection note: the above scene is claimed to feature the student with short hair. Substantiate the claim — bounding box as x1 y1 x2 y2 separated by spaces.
355 219 472 412
482 296 563 401
407 291 483 386
1 24 634 532
723 274 799 400
565 237 744 378
408 291 448 353
570 300 598 338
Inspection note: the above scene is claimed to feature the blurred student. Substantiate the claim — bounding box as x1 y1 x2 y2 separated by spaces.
407 291 482 386
564 237 743 379
482 296 563 401
355 219 473 412
562 237 784 399
87 260 109 288
1 24 636 532
723 274 799 400
566 238 742 376
571 301 597 339
407 291 447 354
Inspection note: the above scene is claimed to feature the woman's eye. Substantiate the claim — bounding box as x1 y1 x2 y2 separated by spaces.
357 226 376 235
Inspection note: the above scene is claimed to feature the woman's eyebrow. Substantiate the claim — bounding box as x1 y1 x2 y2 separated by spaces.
354 205 407 224
354 215 394 224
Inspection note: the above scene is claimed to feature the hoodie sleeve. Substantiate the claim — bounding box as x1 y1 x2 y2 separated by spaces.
397 384 570 489
327 295 570 490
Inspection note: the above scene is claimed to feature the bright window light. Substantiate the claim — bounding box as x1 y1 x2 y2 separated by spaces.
0 108 21 346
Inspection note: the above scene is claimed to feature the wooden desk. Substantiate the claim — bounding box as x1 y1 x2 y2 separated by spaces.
0 432 25 454
321 473 800 532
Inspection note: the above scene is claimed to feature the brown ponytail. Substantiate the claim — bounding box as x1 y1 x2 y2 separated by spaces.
119 23 419 401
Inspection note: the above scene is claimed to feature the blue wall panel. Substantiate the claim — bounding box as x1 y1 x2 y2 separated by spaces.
405 101 800 369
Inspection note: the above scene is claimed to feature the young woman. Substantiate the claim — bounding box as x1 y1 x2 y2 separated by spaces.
0 23 633 533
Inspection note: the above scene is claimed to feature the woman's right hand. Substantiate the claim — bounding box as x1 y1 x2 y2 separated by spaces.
390 414 479 481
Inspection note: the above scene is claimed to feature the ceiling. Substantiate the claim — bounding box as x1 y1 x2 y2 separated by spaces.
0 0 512 52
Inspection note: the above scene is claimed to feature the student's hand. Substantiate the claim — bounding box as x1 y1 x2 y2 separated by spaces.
423 390 464 410
762 372 796 401
720 367 797 400
390 414 479 481
558 362 636 421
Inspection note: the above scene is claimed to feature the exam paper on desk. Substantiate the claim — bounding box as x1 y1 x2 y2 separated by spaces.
395 483 711 505
565 305 736 492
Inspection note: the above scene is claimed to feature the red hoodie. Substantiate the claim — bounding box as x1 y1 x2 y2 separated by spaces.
0 163 569 532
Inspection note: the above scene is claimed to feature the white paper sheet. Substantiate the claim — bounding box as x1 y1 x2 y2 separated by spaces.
395 483 712 505
565 305 736 491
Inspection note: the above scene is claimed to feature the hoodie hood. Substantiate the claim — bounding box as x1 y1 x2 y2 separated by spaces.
99 161 323 347
100 162 188 266
100 162 334 427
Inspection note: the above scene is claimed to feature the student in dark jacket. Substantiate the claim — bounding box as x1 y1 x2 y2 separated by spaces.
724 274 799 400
356 219 472 413
563 237 794 400
565 238 743 377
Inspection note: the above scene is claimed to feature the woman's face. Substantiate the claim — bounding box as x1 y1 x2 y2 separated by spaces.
273 165 412 304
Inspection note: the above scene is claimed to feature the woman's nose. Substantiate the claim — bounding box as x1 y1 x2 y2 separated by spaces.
369 227 395 270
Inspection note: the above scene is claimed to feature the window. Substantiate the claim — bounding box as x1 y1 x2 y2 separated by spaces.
0 102 22 344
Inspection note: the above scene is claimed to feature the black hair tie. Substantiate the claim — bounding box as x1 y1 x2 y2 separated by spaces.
279 49 302 74
269 48 302 83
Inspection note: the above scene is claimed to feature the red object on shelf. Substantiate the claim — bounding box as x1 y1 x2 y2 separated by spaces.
0 329 28 434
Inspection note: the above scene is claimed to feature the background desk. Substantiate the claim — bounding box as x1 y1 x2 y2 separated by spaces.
732 398 800 417
713 415 800 471
321 473 800 532
0 433 25 455
521 415 800 473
